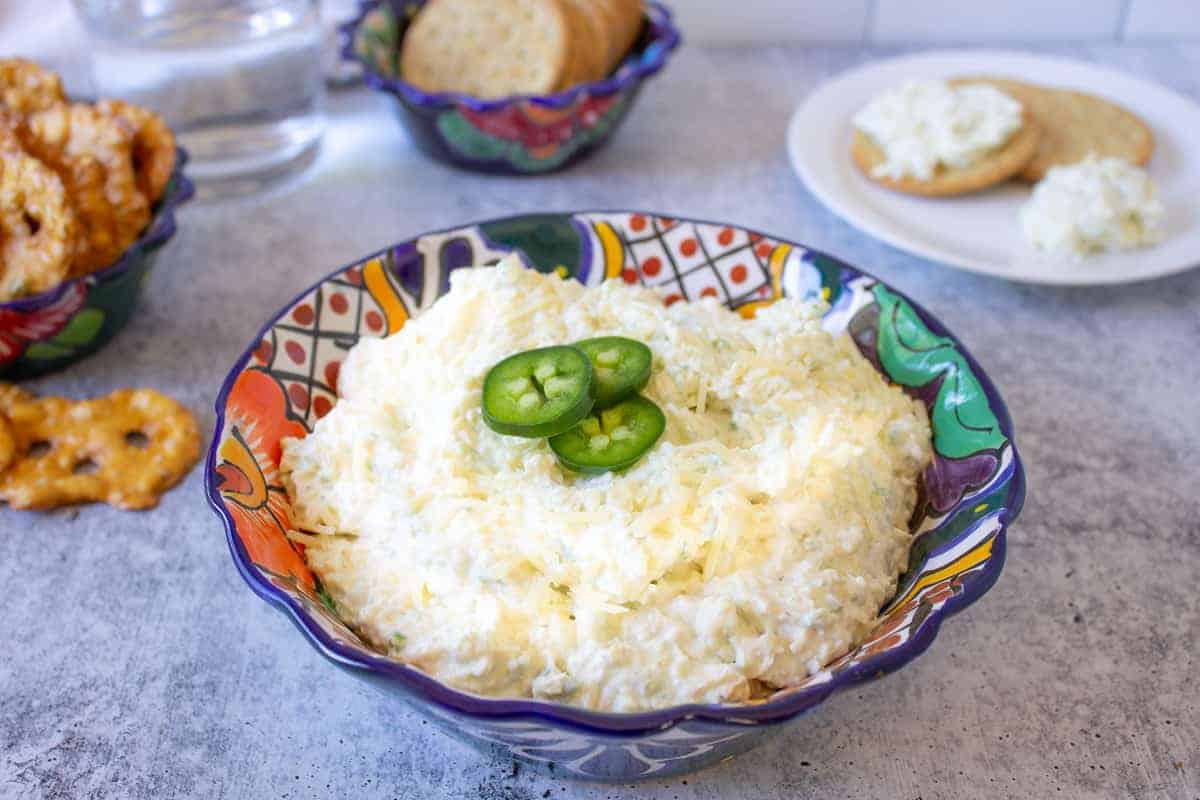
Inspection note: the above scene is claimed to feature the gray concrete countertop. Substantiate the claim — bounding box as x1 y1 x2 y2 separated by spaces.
3 43 1198 800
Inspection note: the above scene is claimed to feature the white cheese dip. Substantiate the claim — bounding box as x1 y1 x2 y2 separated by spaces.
1020 155 1164 258
853 79 1024 181
281 259 932 712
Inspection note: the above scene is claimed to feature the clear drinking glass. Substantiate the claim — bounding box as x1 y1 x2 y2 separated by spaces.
72 0 326 197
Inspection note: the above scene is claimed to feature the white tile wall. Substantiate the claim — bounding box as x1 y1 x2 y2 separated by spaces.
18 0 1200 47
671 0 870 42
869 0 1125 41
1124 0 1200 37
669 0 1200 42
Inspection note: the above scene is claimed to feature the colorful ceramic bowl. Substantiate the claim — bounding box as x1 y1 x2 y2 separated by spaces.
206 212 1025 781
0 150 194 379
341 1 681 174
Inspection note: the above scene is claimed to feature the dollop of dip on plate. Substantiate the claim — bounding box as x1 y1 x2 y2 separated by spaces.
853 79 1024 180
1020 155 1164 258
281 257 932 712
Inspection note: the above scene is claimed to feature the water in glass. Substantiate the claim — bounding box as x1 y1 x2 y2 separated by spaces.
75 0 326 196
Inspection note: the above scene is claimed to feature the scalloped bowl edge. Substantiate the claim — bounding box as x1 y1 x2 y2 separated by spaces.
205 211 1024 778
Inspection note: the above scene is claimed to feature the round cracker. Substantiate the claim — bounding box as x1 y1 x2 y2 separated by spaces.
602 0 644 72
850 111 1042 197
400 0 570 98
590 0 624 75
561 0 609 85
955 77 1154 182
556 0 590 89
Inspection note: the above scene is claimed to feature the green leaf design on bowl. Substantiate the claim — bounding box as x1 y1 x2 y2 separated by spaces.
52 308 105 346
354 2 402 77
316 584 338 614
479 216 583 276
873 284 1006 459
807 253 845 305
23 308 106 360
22 342 73 360
903 479 1009 578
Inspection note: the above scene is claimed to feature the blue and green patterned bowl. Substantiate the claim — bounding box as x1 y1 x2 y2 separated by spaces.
206 211 1025 781
0 150 193 379
341 0 681 174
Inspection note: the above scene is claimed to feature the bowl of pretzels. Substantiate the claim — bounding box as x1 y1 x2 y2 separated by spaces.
1 58 193 379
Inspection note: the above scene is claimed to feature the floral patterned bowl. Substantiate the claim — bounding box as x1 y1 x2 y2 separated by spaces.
341 0 681 173
0 150 194 379
206 212 1025 781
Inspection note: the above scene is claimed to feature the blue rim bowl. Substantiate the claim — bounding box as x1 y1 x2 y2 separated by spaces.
340 0 681 174
206 210 1025 781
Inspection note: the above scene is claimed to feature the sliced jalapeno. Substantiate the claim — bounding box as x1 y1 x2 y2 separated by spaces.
482 346 594 438
549 394 665 474
573 336 652 410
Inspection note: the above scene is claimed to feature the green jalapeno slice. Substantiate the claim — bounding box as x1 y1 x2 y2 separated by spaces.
549 394 665 474
573 336 652 409
482 345 594 438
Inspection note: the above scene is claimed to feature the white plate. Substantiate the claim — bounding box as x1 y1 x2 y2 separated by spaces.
788 49 1200 286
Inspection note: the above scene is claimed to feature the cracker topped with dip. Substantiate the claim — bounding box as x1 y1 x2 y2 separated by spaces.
849 73 1170 265
851 79 1041 196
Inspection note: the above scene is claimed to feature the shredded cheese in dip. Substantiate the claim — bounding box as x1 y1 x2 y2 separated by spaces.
853 79 1024 181
1020 155 1164 258
281 258 932 712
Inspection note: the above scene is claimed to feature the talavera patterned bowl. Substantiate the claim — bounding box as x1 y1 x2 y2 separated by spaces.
0 149 193 379
341 0 681 174
206 212 1025 781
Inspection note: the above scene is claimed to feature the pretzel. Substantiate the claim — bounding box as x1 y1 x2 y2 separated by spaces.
0 115 78 300
0 386 200 510
0 60 180 299
0 382 21 471
0 58 65 114
0 382 34 410
96 99 176 204
20 103 150 276
0 413 14 474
